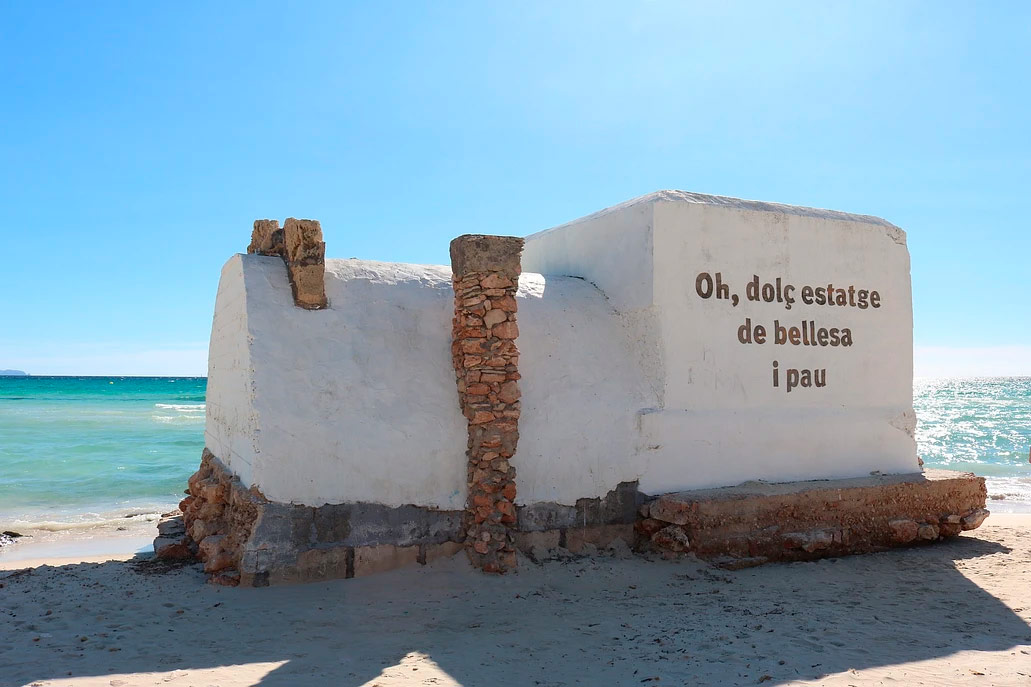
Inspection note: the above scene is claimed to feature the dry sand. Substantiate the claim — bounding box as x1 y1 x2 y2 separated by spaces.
2 515 1030 687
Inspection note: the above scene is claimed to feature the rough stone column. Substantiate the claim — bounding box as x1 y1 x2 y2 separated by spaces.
283 218 327 309
248 219 285 257
247 218 327 309
450 234 524 573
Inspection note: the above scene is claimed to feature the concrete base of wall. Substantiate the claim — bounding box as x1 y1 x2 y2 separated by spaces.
511 480 643 557
638 469 989 567
158 454 990 583
156 449 465 586
158 450 652 585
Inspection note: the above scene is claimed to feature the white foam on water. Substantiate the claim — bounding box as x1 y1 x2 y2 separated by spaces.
0 506 173 561
985 476 1031 513
3 509 162 533
154 403 205 411
0 534 157 563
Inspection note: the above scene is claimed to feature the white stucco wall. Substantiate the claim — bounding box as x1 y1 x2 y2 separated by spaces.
204 257 258 486
521 199 655 311
206 256 469 509
206 190 916 509
516 273 657 504
205 255 658 508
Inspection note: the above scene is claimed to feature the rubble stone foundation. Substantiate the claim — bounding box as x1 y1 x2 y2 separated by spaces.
159 454 991 583
157 449 464 586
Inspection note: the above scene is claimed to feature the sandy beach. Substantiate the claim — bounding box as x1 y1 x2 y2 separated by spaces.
2 515 1029 687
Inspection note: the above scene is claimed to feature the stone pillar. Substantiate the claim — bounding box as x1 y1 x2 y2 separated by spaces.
450 234 524 573
247 218 327 310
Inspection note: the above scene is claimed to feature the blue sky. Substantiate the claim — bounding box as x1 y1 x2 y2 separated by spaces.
1 1 1028 376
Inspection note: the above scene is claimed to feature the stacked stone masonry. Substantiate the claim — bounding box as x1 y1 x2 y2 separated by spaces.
248 218 327 309
154 448 260 586
639 469 989 567
157 449 465 586
449 235 525 573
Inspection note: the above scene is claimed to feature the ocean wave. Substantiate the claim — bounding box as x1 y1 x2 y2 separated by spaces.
986 475 1031 503
154 403 205 411
2 510 163 533
151 415 204 424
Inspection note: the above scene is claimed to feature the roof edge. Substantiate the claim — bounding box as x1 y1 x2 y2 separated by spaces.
527 190 905 243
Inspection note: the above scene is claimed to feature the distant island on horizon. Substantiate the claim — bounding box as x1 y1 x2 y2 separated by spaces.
0 370 28 376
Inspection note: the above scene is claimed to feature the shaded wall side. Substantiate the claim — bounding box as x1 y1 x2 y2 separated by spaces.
515 274 658 505
204 255 259 486
243 257 469 509
523 202 666 408
522 203 656 312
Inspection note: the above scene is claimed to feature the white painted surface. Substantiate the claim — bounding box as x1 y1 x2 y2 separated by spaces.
204 256 258 486
522 200 655 311
210 256 470 509
205 256 657 507
524 191 917 492
516 274 657 504
206 190 916 508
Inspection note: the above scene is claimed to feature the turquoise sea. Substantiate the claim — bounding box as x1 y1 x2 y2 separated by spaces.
0 376 206 541
914 377 1031 507
0 376 1029 541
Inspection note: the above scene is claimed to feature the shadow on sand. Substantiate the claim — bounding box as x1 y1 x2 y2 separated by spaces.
2 533 1028 687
